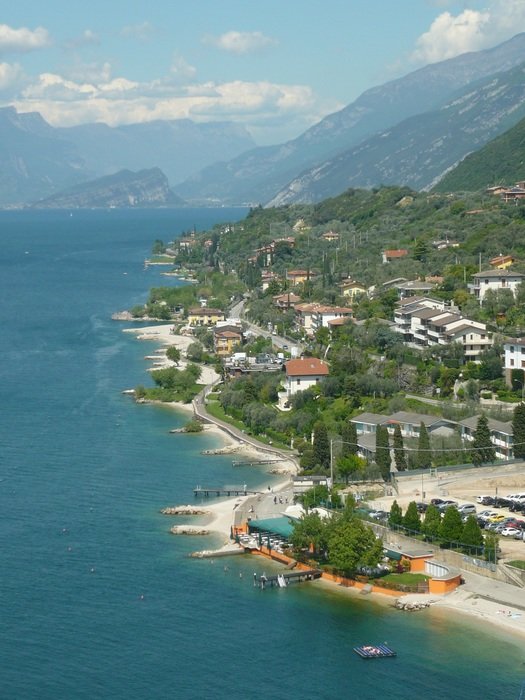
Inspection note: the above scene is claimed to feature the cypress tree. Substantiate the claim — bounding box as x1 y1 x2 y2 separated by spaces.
416 422 431 469
388 500 403 528
312 421 331 471
461 515 484 554
375 425 391 481
422 504 441 541
393 424 407 471
471 414 495 466
512 402 525 459
341 421 358 457
439 506 463 545
403 501 421 532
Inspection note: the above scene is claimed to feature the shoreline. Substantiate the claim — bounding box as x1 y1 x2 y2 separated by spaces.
124 323 525 645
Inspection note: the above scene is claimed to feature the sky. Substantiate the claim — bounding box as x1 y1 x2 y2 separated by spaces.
2 1 525 145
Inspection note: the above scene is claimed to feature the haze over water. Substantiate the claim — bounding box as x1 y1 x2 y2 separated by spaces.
0 209 523 699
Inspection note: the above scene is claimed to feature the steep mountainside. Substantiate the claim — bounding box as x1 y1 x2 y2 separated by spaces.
31 168 185 209
174 33 525 205
433 116 525 192
268 62 525 206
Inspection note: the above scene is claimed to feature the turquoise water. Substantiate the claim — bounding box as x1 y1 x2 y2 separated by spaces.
0 209 523 699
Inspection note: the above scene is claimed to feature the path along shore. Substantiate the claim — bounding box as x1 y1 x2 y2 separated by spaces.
124 323 525 644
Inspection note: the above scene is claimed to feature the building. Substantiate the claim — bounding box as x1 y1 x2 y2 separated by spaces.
503 338 525 385
468 269 525 303
339 279 367 301
459 417 513 460
284 357 329 397
187 307 226 326
213 327 243 356
490 254 515 270
311 305 353 332
273 292 301 309
382 249 408 264
286 269 313 286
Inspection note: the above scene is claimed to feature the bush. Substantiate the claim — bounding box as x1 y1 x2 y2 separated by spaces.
184 419 204 433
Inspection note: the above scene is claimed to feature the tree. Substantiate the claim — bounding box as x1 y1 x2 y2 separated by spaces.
471 414 496 466
312 421 331 470
327 518 383 575
375 425 391 480
512 402 525 459
337 454 366 484
341 422 358 457
461 515 484 554
483 531 499 563
393 424 407 471
403 501 421 532
416 422 431 469
439 506 463 545
388 500 403 528
422 504 441 540
290 512 328 556
166 346 181 365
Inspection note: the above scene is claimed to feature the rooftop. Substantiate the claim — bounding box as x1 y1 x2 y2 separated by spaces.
285 358 329 377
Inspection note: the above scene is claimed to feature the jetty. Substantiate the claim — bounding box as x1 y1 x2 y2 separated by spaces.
193 485 259 498
232 459 282 467
353 644 397 659
258 569 321 589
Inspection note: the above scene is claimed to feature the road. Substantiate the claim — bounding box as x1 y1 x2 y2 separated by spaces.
230 297 304 354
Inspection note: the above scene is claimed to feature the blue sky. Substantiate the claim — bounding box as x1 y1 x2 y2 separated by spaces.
2 1 525 145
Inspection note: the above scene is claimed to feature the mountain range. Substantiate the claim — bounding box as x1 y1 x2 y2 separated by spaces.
3 32 525 208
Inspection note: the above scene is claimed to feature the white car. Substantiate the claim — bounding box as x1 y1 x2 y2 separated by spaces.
500 527 522 537
476 495 492 503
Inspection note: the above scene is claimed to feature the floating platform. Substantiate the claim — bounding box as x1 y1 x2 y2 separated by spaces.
193 486 259 498
353 644 397 659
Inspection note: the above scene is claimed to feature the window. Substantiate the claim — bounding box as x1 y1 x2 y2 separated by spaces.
511 359 515 366
522 360 525 369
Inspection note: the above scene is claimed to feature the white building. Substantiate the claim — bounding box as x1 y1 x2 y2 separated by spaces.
284 357 329 397
468 269 525 303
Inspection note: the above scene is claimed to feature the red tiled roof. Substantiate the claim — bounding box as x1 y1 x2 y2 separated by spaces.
285 358 329 377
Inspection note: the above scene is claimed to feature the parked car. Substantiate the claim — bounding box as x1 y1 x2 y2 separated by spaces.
487 514 506 523
478 510 498 521
457 503 477 515
500 527 522 537
477 495 494 505
438 500 458 511
493 497 511 509
415 502 428 513
431 498 446 506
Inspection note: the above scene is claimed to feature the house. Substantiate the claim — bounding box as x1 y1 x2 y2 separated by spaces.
394 280 436 299
260 271 280 292
382 249 408 264
284 357 329 397
503 338 525 385
213 328 243 356
501 186 525 203
187 307 225 326
468 269 525 302
339 279 367 300
294 303 320 336
490 254 515 270
311 305 353 331
459 417 513 460
383 412 456 438
273 292 301 309
321 230 339 242
286 269 313 286
350 413 388 436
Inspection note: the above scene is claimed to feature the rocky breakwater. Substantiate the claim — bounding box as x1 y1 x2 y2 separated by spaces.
395 599 435 612
161 505 210 516
170 524 210 535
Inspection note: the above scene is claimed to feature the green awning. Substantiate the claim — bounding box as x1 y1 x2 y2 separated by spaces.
248 517 294 538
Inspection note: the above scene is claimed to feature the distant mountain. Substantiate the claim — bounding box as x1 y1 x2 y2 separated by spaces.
57 119 255 187
0 107 88 207
268 62 525 206
0 107 254 207
31 168 185 209
174 33 525 205
433 115 525 192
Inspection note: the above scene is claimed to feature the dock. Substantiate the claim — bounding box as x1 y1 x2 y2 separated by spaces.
353 644 397 659
258 569 321 589
232 459 282 467
193 485 259 498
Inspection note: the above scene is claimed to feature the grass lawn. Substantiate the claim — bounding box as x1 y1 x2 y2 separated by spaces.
507 560 525 570
381 572 430 585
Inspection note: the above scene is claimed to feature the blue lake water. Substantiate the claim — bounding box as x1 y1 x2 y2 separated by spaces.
0 209 524 699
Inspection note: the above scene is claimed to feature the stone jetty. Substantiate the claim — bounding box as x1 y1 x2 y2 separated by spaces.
160 505 210 516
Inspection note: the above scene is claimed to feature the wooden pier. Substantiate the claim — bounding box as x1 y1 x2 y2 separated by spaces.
258 569 321 589
193 485 259 498
353 644 397 659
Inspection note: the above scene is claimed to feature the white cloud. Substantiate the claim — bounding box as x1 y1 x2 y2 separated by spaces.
0 62 23 91
0 24 51 54
170 55 197 83
120 22 154 41
412 1 525 65
203 30 277 54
